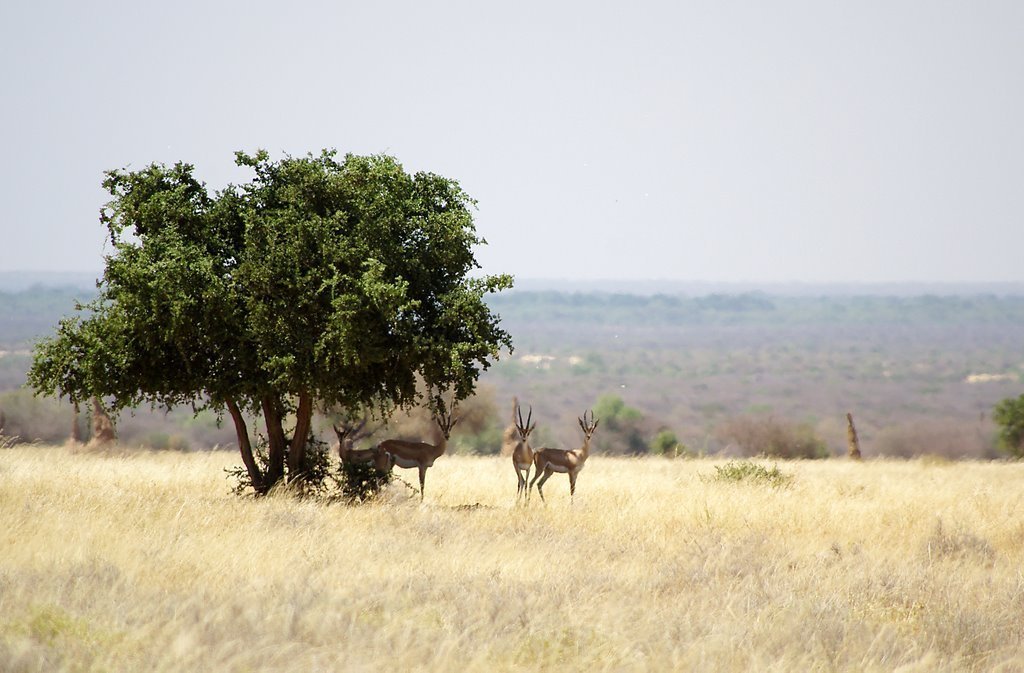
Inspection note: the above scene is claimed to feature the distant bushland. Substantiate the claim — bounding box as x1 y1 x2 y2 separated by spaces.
6 283 1024 459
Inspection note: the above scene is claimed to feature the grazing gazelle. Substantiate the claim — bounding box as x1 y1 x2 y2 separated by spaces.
333 415 390 472
377 403 458 502
510 403 536 502
530 410 599 503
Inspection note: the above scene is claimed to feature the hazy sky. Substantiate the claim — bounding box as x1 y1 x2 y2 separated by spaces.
2 1 1022 283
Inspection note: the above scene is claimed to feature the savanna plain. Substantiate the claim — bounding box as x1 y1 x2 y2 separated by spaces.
2 446 1023 672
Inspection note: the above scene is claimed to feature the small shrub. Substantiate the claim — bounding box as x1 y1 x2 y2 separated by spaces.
993 394 1024 458
224 434 333 497
650 429 690 458
707 460 793 488
590 394 652 455
224 439 271 497
337 459 392 502
298 435 334 498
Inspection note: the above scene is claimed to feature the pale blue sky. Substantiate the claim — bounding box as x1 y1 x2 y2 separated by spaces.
1 1 1022 283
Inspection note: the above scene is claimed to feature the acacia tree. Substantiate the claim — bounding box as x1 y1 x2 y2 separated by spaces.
29 150 512 493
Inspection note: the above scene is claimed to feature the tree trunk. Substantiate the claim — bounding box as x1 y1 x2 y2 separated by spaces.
89 396 117 446
846 412 862 460
287 392 314 480
227 397 266 494
261 396 287 486
70 401 82 445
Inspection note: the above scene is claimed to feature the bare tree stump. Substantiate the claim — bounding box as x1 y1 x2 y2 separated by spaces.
846 412 862 460
89 396 117 447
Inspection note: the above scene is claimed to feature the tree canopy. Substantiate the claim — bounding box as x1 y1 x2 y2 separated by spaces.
29 149 513 492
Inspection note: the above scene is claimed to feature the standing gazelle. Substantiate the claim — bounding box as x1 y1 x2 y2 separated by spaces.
510 403 536 502
530 410 599 503
333 415 390 472
377 404 458 502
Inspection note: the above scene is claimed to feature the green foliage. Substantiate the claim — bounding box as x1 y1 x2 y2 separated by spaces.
588 394 647 454
593 394 643 424
29 149 512 493
650 429 689 457
337 460 393 502
301 435 337 498
708 461 793 488
992 394 1024 458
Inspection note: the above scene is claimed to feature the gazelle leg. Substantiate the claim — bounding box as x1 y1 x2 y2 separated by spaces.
528 467 542 494
535 468 553 503
569 471 577 502
528 467 543 500
419 465 427 501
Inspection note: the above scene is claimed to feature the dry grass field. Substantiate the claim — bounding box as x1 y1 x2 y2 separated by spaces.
2 446 1023 672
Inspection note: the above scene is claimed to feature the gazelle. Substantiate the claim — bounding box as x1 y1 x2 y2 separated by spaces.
377 404 458 501
510 403 536 502
529 410 598 503
333 415 390 471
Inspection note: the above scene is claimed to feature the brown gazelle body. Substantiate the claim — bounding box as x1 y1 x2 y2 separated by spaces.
530 410 598 503
333 417 390 472
510 403 536 502
377 406 458 501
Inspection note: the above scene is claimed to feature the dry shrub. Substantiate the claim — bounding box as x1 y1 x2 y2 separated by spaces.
872 419 997 460
717 414 830 459
706 460 793 488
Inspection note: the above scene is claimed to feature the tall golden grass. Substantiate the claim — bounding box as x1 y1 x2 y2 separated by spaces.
1 446 1023 672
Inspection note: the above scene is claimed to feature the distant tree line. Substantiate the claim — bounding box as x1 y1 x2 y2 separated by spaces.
8 287 1024 351
487 291 1024 328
